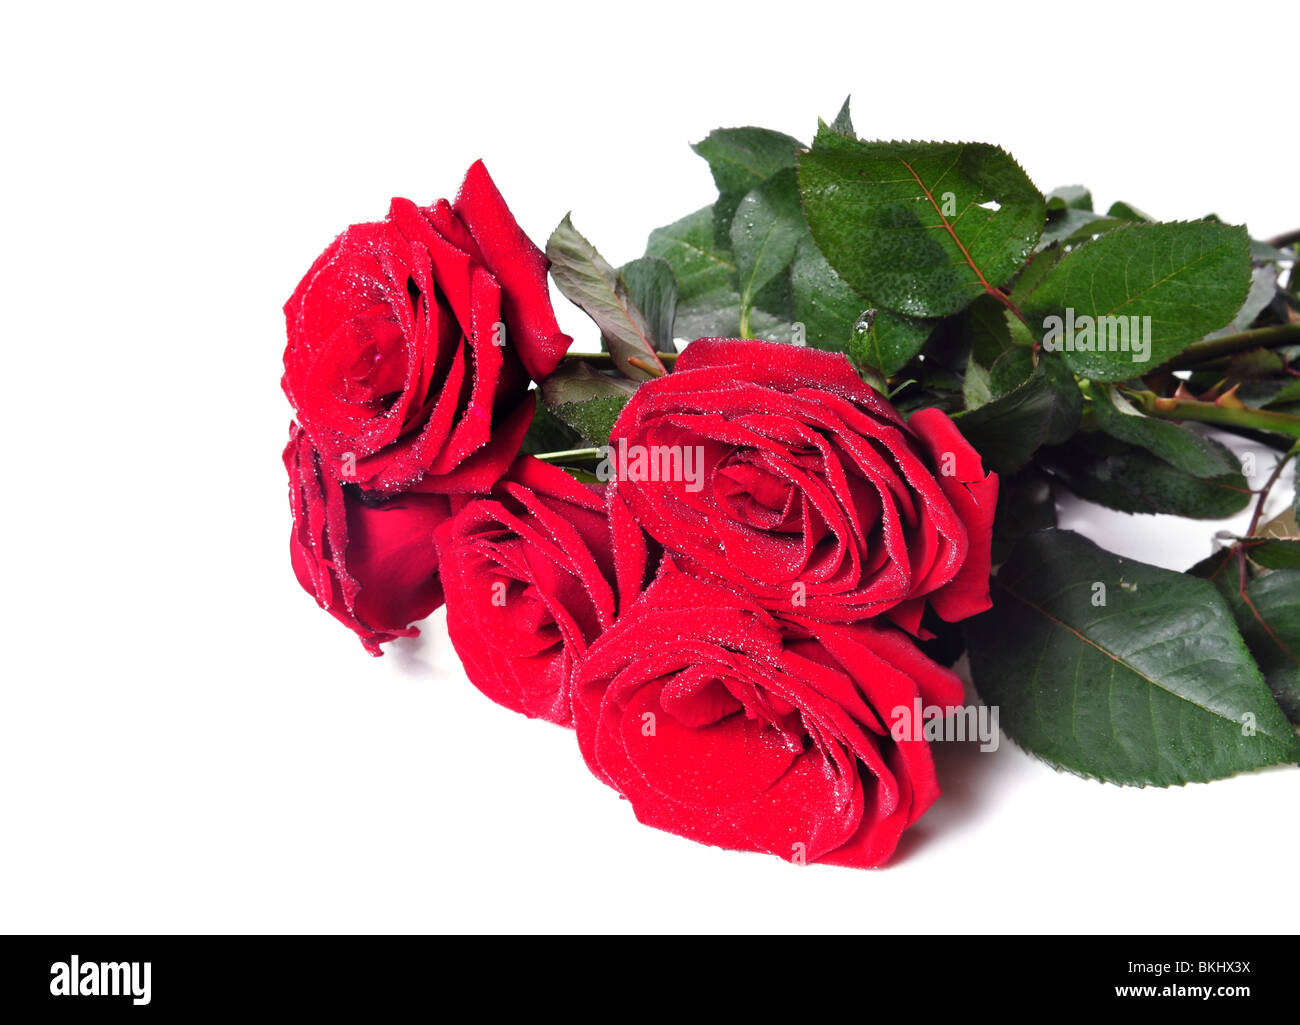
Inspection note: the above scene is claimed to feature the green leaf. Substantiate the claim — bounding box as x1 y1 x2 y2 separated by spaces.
552 398 630 448
846 308 932 377
1251 238 1296 264
671 288 743 340
671 283 797 345
746 304 800 344
1232 569 1300 723
1036 217 1133 262
1215 351 1291 396
830 95 854 136
789 236 865 351
965 529 1300 785
1027 221 1252 380
1010 246 1070 309
1206 265 1279 337
1057 216 1130 247
1266 379 1300 409
538 360 637 447
1245 539 1300 569
1034 210 1138 253
520 399 582 455
646 206 736 304
1201 552 1300 723
1046 185 1093 211
966 295 1036 386
963 357 994 411
1039 188 1103 250
538 358 638 406
1043 433 1252 518
1038 208 1109 250
546 215 665 380
692 126 803 197
731 168 806 330
797 136 1046 317
644 207 800 346
1106 200 1153 222
619 256 678 353
1090 385 1240 478
955 357 1082 474
989 348 1036 396
968 293 1016 368
693 126 803 247
990 469 1057 563
1187 545 1240 592
789 236 932 367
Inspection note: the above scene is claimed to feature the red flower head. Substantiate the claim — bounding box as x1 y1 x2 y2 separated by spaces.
282 161 570 494
435 456 653 725
606 337 998 634
284 424 451 655
572 564 965 867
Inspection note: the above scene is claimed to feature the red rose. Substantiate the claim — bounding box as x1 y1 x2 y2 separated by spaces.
606 337 997 631
435 457 653 725
572 563 964 867
282 161 570 494
285 424 450 655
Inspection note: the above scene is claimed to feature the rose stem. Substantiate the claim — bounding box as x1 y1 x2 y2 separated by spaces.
1122 388 1300 440
1166 323 1300 369
1234 441 1300 658
529 447 604 465
560 351 678 366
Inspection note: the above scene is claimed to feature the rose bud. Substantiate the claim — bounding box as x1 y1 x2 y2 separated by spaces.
572 563 965 867
282 161 571 494
606 337 998 631
285 423 450 655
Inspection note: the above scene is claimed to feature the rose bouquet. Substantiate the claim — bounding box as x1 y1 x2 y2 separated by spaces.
282 100 1300 868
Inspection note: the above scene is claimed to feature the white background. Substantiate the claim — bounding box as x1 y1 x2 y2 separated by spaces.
2 0 1297 934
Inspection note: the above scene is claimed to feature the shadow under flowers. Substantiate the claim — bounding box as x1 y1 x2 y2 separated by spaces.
888 672 1022 867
